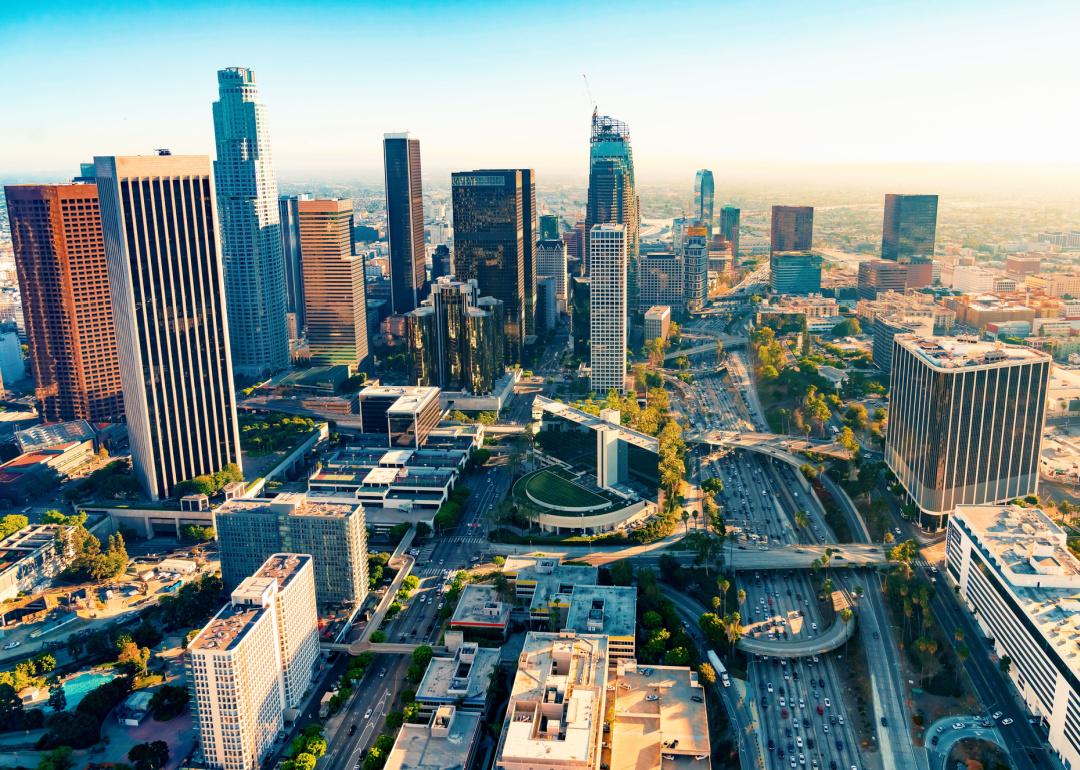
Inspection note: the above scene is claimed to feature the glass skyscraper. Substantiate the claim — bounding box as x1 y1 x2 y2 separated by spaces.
383 133 428 314
882 194 938 262
586 111 638 300
212 67 290 375
770 205 814 254
720 206 740 257
693 169 714 227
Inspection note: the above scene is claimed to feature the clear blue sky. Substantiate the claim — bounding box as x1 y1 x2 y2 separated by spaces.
2 0 1077 184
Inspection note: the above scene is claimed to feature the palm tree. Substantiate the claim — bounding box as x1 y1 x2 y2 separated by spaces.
719 578 730 617
723 612 743 648
681 509 691 535
737 588 747 611
839 608 854 655
794 510 810 530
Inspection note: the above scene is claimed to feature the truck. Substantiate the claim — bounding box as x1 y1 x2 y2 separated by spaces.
707 649 731 687
318 691 335 718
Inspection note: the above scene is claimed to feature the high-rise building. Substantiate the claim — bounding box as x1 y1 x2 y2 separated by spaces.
769 251 822 295
693 169 714 227
856 259 908 300
451 169 532 363
870 314 933 374
536 239 568 311
4 183 124 423
720 206 740 258
885 335 1051 530
215 493 368 607
430 244 453 282
638 252 684 312
521 170 537 338
586 111 638 296
882 194 938 262
95 154 242 500
770 205 814 254
564 221 586 275
278 194 311 338
589 224 627 395
539 214 560 241
682 226 709 312
407 277 505 394
571 277 590 358
536 276 558 331
298 199 368 368
188 553 319 770
383 133 428 313
212 67 290 376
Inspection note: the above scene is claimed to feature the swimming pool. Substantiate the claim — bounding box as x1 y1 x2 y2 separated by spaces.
52 671 118 711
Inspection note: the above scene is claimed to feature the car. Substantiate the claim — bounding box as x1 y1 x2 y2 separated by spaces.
836 740 843 751
768 740 776 752
991 711 1003 720
819 678 825 689
799 754 806 766
2 641 20 650
789 759 796 769
823 724 830 734
778 748 785 759
780 697 786 707
364 709 373 720
952 722 965 730
645 695 659 702
811 622 818 631
348 724 357 735
1002 718 1014 726
930 737 939 746
824 698 831 708
767 682 774 692
796 737 803 748
829 715 837 725
379 668 386 678
838 715 845 725
803 718 810 728
799 699 805 709
880 716 888 727
691 695 703 703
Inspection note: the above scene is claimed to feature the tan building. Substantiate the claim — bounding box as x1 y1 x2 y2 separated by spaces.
299 199 368 368
643 306 671 345
495 632 609 770
4 183 125 423
188 554 319 770
1026 273 1080 298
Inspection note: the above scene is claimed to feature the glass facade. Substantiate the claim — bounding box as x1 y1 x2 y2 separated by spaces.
769 251 822 295
770 205 814 254
693 169 714 227
383 134 428 313
586 112 639 304
720 206 740 257
882 194 938 262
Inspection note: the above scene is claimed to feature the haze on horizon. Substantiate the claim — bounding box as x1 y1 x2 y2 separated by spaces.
2 0 1078 198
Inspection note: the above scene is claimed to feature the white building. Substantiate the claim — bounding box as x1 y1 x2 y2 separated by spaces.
947 505 1080 768
188 554 319 770
536 239 568 311
643 305 671 345
0 328 24 387
589 224 627 395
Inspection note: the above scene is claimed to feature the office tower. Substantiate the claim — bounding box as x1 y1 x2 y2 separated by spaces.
212 67 290 376
278 194 311 336
539 214 560 241
407 277 505 394
451 169 531 363
564 221 586 274
682 225 709 312
693 169 714 227
298 199 368 368
216 493 368 606
383 133 428 313
644 305 671 345
946 505 1080 770
638 252 684 312
856 259 908 301
188 553 319 770
589 224 627 395
720 206 740 258
4 184 124 423
770 205 814 254
521 169 538 338
769 251 822 295
671 217 688 255
571 277 590 357
586 111 638 296
885 335 1050 530
357 385 442 447
871 315 932 373
536 239 568 311
882 194 938 262
95 154 242 501
430 244 453 282
536 276 557 331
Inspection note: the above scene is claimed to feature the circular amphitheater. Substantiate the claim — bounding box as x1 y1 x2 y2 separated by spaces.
513 468 651 534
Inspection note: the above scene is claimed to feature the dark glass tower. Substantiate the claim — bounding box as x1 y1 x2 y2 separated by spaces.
451 169 530 363
539 214 560 240
770 206 814 254
383 133 428 314
694 169 714 227
882 194 938 262
586 110 638 297
720 206 740 257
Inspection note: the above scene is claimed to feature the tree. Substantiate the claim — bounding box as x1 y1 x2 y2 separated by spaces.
149 684 188 721
664 647 691 666
412 645 434 669
609 560 634 586
117 637 151 676
698 662 717 687
129 741 170 770
48 678 67 712
999 656 1012 675
642 610 663 630
0 514 29 539
837 426 860 456
794 510 810 530
681 509 691 535
0 683 24 726
832 317 861 337
37 747 74 770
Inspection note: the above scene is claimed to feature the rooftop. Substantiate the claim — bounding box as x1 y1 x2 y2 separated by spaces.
15 420 96 453
215 493 361 519
255 553 311 590
416 643 500 704
564 585 637 639
896 334 1050 370
384 706 480 770
609 663 711 770
188 601 265 652
535 397 659 453
450 584 511 629
644 306 671 321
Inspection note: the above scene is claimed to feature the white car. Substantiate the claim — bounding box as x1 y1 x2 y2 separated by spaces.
824 698 831 708
951 722 965 730
1001 718 1014 726
645 695 659 702
364 709 373 720
2 641 20 650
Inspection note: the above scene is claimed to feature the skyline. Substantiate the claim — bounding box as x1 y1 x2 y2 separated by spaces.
3 0 1080 192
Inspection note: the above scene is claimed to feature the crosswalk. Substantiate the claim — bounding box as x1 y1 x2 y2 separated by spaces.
446 535 486 545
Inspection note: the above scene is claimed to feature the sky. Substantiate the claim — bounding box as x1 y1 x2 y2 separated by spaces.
2 0 1079 190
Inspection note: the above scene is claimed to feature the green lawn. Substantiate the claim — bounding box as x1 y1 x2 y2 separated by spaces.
521 470 609 509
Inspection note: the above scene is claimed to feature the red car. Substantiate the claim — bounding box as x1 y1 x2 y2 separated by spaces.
817 705 824 716
781 708 789 718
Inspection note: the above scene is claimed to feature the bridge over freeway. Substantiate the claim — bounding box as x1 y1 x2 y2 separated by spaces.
662 333 747 361
689 430 854 464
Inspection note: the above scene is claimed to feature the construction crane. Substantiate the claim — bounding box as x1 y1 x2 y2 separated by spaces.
582 74 596 112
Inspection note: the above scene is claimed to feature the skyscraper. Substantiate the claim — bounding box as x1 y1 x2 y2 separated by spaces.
769 251 822 295
536 239 568 311
212 67 290 376
693 169 714 227
885 335 1050 530
682 225 709 312
298 199 368 368
430 244 453 282
521 169 538 338
586 111 638 293
589 224 627 395
4 183 124 423
451 169 530 363
770 205 814 254
278 193 311 339
95 154 242 500
539 214 560 240
882 194 938 262
383 133 428 314
720 206 740 258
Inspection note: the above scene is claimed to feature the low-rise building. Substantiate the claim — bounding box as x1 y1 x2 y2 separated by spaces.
563 585 637 660
0 524 70 602
947 505 1080 769
644 306 671 345
416 641 500 713
385 705 481 770
357 385 442 448
449 584 512 639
